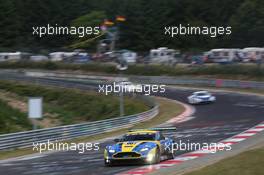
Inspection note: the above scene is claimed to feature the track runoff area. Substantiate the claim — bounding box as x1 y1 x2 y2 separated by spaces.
0 78 263 175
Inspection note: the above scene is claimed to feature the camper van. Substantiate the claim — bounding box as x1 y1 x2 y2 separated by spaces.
150 47 179 64
30 55 49 62
0 52 30 61
118 50 137 64
49 52 76 62
207 48 241 63
242 47 264 62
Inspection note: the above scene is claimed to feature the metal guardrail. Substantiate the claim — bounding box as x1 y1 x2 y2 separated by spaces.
3 69 264 90
130 76 264 90
11 69 264 90
0 104 159 150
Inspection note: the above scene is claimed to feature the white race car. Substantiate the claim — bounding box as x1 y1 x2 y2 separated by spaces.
187 91 216 104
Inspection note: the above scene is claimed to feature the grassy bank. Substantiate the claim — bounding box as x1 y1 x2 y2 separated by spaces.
1 62 264 81
0 80 149 133
183 147 264 175
0 99 32 134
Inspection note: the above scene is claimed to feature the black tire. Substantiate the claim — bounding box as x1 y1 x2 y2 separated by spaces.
154 147 161 164
168 141 175 160
104 159 112 167
167 152 174 160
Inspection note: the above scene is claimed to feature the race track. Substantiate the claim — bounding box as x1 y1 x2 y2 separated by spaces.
0 76 264 175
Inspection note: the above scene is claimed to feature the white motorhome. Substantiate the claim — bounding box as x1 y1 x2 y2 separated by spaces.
0 53 9 61
207 48 241 63
242 47 264 62
150 47 179 64
49 52 76 62
30 55 49 62
120 50 137 64
0 52 30 61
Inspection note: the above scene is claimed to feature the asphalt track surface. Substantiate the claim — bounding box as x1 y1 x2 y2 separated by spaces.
0 75 264 175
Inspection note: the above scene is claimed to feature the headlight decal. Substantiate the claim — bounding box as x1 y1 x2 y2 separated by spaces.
133 142 156 152
140 147 150 152
109 149 115 153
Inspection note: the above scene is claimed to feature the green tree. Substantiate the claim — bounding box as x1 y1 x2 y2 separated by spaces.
0 0 20 50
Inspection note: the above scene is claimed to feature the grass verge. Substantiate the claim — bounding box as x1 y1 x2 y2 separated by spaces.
182 147 264 175
0 99 31 134
0 96 184 160
0 80 149 133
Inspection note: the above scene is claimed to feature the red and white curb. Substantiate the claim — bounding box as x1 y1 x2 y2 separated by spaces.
159 99 195 126
117 122 264 175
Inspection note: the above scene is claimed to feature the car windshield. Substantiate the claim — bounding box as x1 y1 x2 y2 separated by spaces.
121 133 156 141
195 93 209 96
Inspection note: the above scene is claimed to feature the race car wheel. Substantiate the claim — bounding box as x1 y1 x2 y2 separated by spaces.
154 147 161 164
167 152 174 160
167 141 175 159
104 159 112 167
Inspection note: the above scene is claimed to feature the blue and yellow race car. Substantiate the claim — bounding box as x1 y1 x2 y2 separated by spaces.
104 128 175 166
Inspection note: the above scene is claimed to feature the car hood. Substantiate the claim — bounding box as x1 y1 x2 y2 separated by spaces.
107 141 157 152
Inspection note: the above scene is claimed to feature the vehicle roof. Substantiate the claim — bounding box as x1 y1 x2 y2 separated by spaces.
242 47 264 51
194 91 209 94
210 48 240 51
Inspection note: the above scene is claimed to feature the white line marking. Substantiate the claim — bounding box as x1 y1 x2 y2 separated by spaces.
192 149 214 154
237 133 256 137
174 156 198 161
16 154 46 161
224 138 246 142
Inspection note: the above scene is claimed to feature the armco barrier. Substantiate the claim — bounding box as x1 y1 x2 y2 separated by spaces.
0 104 158 150
129 76 264 90
3 70 264 90
10 70 264 90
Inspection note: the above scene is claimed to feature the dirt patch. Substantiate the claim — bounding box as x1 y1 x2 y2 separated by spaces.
0 90 27 112
0 90 61 128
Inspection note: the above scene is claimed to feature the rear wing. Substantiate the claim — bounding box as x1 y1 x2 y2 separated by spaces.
129 127 176 132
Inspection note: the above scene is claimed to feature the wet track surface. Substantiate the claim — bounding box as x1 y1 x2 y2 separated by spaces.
0 76 264 175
